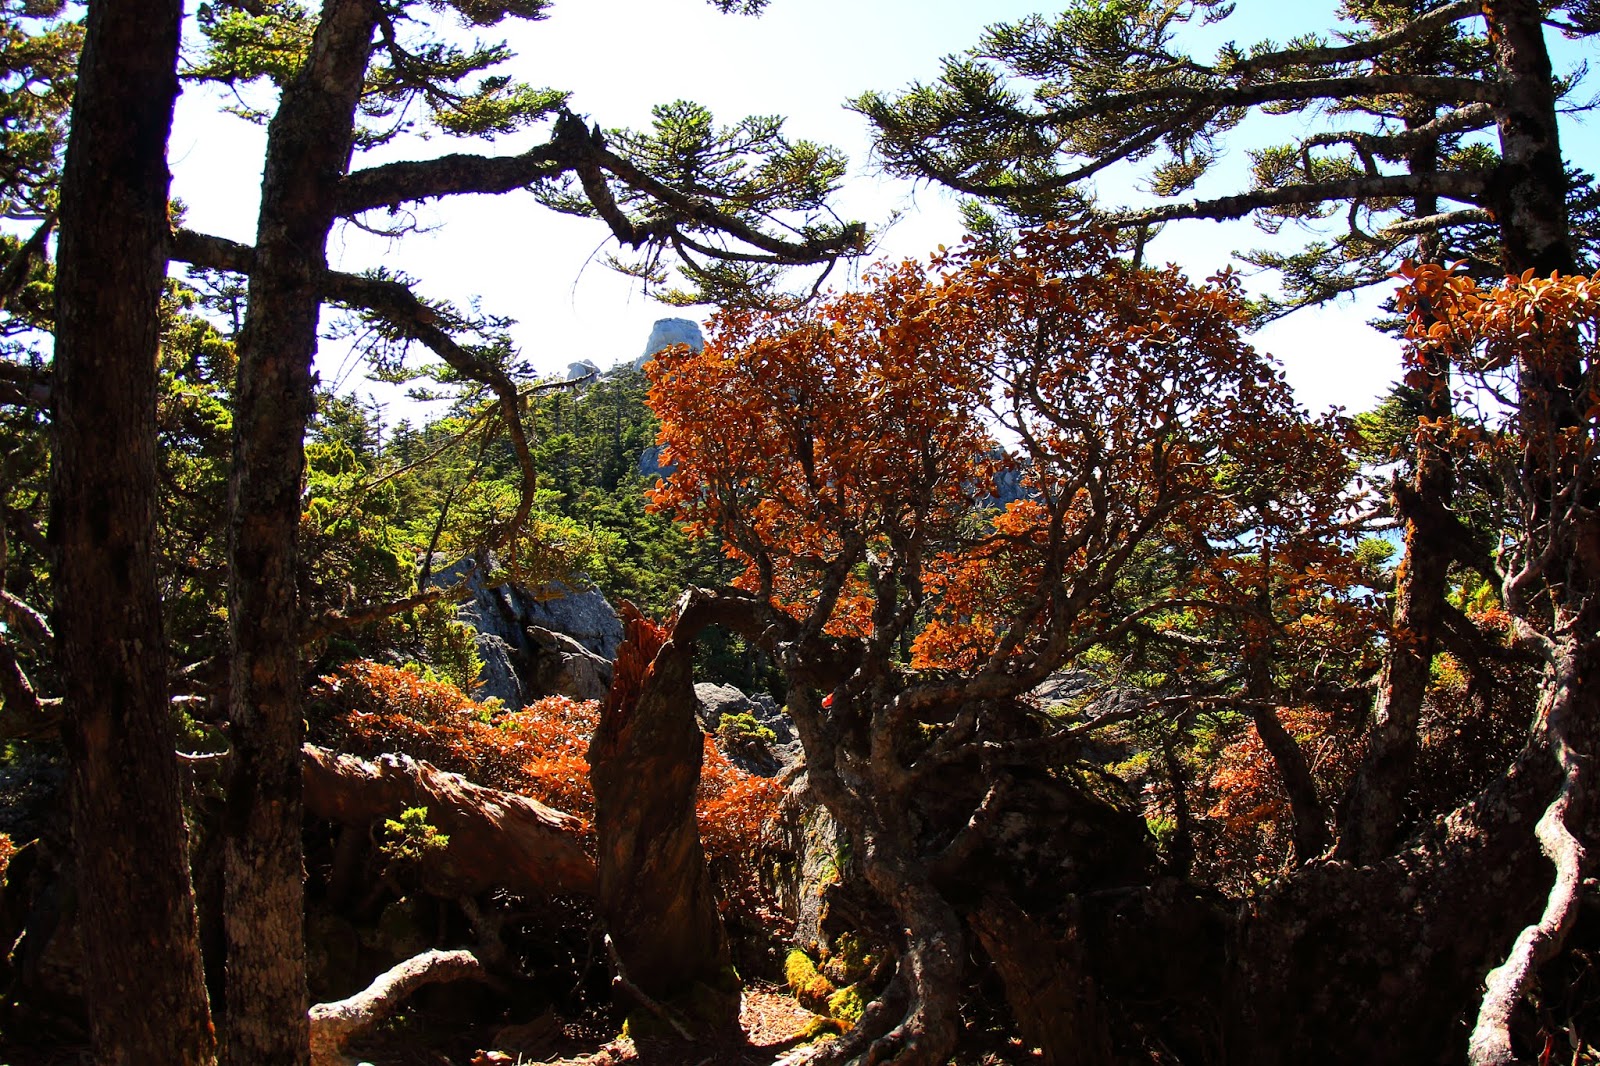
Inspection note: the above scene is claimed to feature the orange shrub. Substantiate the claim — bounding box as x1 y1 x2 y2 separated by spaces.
313 660 783 859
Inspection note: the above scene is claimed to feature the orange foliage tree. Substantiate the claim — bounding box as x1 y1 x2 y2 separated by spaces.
312 661 782 862
648 224 1371 1066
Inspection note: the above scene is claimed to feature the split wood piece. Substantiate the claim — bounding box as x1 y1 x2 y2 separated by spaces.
302 744 596 899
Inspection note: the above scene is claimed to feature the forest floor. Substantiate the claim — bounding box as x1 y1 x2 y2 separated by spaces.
346 984 1039 1066
342 984 836 1066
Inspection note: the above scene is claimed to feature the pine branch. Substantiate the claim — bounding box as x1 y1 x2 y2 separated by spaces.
171 228 540 554
1103 169 1492 227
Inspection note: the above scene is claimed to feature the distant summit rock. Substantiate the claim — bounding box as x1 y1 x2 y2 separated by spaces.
630 317 704 370
565 359 600 381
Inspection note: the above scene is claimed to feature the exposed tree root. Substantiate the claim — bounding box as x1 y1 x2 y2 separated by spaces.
1469 644 1592 1065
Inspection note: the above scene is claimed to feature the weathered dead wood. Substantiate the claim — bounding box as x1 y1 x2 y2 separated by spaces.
308 948 489 1066
301 744 595 898
588 603 739 1033
1469 641 1592 1065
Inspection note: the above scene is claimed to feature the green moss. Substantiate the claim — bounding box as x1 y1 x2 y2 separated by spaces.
821 931 875 985
826 983 865 1027
784 949 836 1012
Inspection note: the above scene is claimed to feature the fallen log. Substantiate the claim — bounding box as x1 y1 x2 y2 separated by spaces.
302 744 596 899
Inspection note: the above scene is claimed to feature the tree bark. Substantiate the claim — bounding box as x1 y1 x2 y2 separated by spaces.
1336 129 1456 864
588 606 738 1034
1485 0 1574 277
1248 705 1331 863
50 0 216 1060
301 744 596 899
222 1 378 1061
1228 666 1594 1064
969 896 1114 1066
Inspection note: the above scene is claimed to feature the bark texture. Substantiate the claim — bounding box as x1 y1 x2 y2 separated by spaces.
1336 118 1456 865
1485 0 1574 276
1468 644 1592 1064
588 607 738 1033
301 744 596 898
1248 705 1330 863
222 0 379 1061
50 0 216 1059
969 896 1113 1066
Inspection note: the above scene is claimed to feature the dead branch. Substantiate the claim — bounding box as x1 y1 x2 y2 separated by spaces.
1468 643 1593 1065
0 213 55 315
302 581 469 644
309 948 490 1066
0 589 53 648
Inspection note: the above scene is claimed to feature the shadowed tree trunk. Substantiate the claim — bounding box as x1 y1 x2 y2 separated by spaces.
969 895 1113 1066
222 0 379 1060
1486 0 1574 278
1336 107 1457 864
588 603 738 1035
51 0 216 1059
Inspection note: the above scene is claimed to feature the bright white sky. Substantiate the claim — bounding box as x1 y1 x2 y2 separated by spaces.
165 0 1599 421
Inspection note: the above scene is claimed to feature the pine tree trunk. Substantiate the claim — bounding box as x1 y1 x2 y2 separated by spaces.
51 0 215 1059
223 1 378 1061
1486 0 1574 277
1336 111 1457 864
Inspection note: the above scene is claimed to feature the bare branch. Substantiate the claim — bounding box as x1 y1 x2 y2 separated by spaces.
1382 207 1495 235
1018 74 1498 139
0 633 58 740
0 589 53 648
1221 1 1482 80
302 581 470 643
0 213 55 314
0 361 51 409
1468 645 1592 1065
309 949 491 1066
335 145 568 216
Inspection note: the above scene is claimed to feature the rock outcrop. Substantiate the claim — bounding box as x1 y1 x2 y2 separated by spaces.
694 682 801 776
430 557 623 707
630 317 704 371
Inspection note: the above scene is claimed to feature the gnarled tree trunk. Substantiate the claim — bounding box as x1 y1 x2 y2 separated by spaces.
588 604 738 1034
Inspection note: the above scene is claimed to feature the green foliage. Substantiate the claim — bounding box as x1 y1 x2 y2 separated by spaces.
715 711 776 747
856 1 1596 318
378 806 450 866
190 0 564 146
533 102 860 306
0 0 79 217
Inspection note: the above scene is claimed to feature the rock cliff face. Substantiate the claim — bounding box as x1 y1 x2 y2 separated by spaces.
630 317 704 372
431 558 623 708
